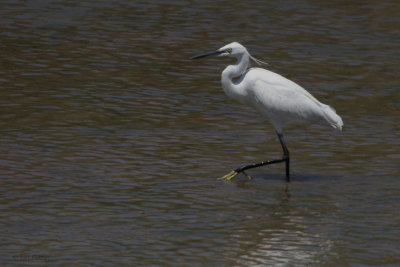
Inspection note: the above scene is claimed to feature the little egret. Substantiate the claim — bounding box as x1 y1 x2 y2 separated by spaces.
191 42 343 182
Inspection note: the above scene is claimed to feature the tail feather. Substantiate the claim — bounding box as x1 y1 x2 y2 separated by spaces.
322 105 343 131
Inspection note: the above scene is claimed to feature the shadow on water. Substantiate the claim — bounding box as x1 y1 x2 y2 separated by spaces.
225 171 343 205
232 177 290 196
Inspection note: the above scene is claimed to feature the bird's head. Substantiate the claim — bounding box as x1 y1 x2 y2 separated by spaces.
191 42 268 65
217 42 248 57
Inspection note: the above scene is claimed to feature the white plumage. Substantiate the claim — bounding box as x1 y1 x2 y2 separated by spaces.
219 42 343 134
192 42 343 181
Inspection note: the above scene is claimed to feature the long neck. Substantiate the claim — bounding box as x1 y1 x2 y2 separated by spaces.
221 53 249 102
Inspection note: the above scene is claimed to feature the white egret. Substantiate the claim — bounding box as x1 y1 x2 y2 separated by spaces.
191 42 343 182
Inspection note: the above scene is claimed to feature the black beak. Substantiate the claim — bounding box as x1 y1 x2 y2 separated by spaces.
191 50 224 60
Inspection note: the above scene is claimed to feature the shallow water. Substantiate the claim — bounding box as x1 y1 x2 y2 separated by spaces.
1 0 399 265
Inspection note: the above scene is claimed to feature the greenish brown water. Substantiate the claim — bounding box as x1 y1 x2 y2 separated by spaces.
1 0 399 265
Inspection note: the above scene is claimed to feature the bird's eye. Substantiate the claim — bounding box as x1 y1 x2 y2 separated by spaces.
226 48 232 53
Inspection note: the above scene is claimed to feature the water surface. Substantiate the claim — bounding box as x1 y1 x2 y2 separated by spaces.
0 0 399 265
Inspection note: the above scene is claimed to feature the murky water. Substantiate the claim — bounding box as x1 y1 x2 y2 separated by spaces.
1 0 399 265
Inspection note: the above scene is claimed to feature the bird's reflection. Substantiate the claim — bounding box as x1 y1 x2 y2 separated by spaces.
220 175 333 266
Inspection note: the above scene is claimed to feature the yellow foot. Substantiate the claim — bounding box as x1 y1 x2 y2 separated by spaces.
242 171 252 180
218 170 238 181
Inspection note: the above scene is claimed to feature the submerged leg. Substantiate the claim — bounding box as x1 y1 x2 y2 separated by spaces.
219 132 290 182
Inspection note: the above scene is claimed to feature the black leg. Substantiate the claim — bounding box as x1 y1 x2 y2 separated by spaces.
219 132 291 181
277 133 290 182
